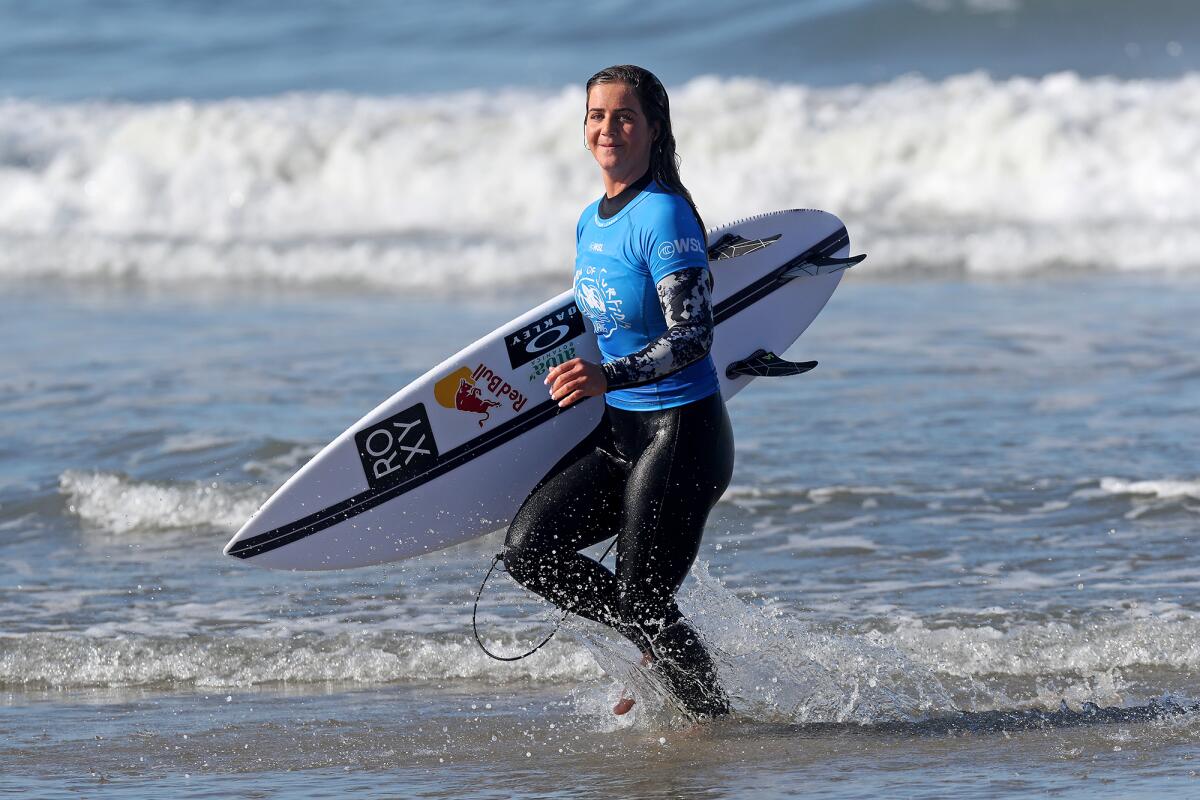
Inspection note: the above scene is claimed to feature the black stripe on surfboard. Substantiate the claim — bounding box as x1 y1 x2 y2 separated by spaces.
229 224 850 560
227 397 570 559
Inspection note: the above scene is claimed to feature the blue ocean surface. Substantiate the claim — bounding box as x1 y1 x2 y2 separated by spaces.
2 0 1198 99
2 2 1199 798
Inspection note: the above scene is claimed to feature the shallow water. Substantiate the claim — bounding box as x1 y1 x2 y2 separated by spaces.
4 1 1200 792
3 274 1199 797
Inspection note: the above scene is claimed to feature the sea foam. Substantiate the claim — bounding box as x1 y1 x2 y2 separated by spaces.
59 470 267 535
3 72 1199 290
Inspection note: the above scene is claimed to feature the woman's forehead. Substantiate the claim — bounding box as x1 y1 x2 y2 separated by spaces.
587 82 642 111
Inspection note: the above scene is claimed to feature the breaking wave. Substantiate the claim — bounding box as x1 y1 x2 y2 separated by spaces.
0 632 601 690
4 72 1200 290
5 563 1197 729
59 470 267 535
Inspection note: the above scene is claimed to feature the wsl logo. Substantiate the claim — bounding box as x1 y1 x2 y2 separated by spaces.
657 237 704 261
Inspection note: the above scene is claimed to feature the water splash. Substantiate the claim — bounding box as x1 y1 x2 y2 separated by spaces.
569 563 959 726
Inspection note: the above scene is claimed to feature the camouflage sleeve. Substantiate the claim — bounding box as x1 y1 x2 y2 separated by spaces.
601 267 714 391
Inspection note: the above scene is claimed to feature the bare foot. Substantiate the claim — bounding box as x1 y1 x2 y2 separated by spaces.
613 652 654 715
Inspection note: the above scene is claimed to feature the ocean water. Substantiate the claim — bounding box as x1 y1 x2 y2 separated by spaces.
3 1 1200 798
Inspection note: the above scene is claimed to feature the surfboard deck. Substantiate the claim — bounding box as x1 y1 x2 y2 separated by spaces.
224 209 859 570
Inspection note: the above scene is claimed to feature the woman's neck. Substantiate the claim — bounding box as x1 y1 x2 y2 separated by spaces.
598 169 652 220
602 159 652 198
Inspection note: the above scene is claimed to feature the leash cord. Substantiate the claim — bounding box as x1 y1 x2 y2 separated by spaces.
472 539 616 661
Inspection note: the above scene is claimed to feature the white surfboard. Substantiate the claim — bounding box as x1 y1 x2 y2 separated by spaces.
224 209 862 570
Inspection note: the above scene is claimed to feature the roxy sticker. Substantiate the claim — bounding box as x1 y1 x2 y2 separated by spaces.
354 403 439 489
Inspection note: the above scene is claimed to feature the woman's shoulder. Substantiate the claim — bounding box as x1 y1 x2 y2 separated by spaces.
642 180 689 208
634 182 700 230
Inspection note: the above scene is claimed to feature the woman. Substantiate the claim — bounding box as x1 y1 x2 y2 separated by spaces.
503 65 734 719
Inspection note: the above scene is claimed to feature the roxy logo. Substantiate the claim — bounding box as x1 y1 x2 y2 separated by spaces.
657 237 704 260
354 403 439 489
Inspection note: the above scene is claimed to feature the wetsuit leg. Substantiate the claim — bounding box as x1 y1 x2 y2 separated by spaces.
611 391 735 716
502 414 629 630
503 394 734 716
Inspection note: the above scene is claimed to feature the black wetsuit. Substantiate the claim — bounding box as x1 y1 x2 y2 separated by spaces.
503 174 735 717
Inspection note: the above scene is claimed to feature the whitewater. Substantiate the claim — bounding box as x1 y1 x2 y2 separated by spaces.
4 72 1200 289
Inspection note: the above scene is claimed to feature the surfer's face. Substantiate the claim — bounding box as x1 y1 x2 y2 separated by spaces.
586 82 658 184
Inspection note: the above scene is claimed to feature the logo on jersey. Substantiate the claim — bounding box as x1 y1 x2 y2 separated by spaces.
355 404 438 489
504 302 586 369
657 237 704 261
588 242 604 253
573 265 627 338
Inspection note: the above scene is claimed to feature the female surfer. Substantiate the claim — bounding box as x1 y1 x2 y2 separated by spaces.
503 65 734 719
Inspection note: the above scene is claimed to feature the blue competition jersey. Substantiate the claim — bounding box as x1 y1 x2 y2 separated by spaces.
573 181 720 411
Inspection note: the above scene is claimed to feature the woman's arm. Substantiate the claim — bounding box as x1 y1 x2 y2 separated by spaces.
601 266 714 390
547 267 714 408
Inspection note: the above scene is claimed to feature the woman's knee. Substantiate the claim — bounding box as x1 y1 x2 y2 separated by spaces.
501 543 540 589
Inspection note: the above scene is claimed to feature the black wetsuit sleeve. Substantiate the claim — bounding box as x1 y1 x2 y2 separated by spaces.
600 267 714 391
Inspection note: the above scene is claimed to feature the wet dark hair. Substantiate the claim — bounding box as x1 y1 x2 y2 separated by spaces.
585 64 705 242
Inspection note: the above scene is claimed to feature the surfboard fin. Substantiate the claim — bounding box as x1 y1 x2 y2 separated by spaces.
780 253 866 278
725 349 817 379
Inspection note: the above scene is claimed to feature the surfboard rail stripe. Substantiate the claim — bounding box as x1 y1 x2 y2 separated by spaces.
227 396 571 559
228 224 850 561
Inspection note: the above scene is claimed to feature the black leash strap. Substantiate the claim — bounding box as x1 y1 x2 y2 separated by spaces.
472 539 617 661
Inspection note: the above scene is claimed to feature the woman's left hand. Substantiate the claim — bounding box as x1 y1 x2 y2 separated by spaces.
545 358 607 408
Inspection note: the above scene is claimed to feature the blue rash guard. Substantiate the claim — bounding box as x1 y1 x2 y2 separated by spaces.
573 180 720 411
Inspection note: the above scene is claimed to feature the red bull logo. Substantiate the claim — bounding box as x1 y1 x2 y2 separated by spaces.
434 363 528 428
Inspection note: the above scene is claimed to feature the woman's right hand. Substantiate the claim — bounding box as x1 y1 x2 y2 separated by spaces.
545 358 607 408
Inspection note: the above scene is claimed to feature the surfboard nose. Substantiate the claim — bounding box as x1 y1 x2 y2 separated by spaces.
224 512 266 558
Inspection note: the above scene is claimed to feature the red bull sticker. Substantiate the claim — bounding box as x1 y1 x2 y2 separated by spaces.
434 363 528 428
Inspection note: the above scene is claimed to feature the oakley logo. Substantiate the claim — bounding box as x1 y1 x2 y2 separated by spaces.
505 302 586 369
